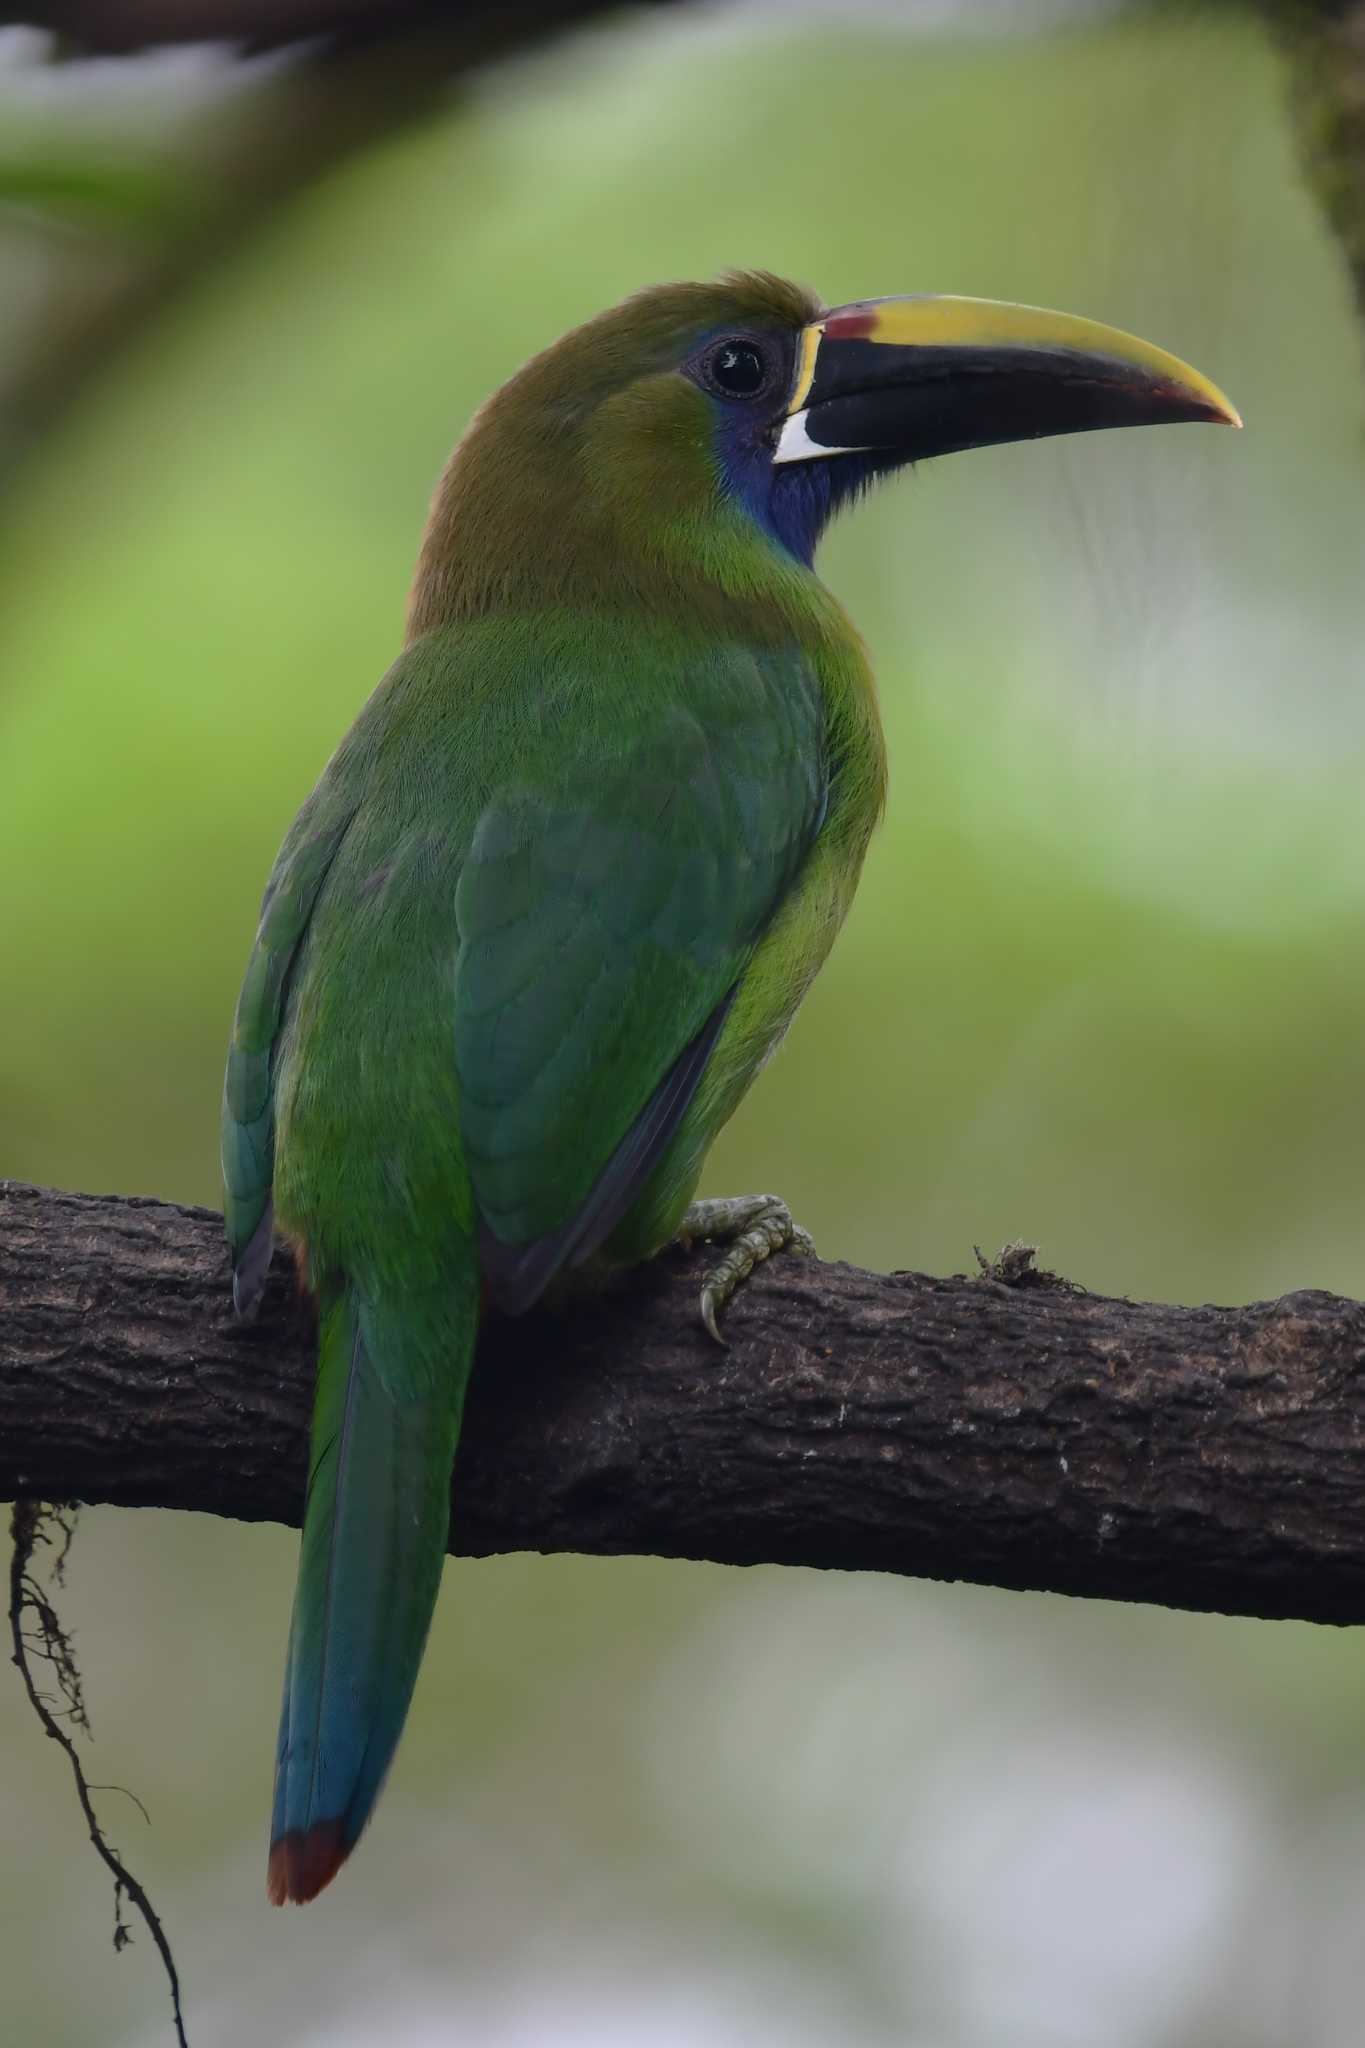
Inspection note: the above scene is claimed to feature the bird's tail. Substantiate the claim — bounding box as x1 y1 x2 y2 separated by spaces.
267 1271 476 1905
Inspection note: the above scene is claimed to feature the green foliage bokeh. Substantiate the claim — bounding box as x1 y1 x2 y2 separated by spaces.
5 11 1365 2046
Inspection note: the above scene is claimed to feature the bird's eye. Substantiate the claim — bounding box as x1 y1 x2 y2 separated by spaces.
704 339 771 400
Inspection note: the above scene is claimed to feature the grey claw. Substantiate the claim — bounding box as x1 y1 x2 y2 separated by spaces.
699 1287 729 1348
680 1193 813 1350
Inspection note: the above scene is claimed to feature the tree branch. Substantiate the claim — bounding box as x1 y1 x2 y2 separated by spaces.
1264 0 1365 326
0 2 685 490
3 1177 1365 1626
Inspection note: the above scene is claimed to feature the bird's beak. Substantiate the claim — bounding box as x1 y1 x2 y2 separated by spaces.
773 295 1241 464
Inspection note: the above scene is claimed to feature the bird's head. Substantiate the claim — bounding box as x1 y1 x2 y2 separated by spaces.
409 271 1238 634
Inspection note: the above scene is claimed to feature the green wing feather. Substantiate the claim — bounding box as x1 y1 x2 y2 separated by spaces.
453 633 828 1296
221 790 357 1316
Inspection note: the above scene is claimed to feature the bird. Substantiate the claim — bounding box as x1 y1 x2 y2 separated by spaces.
221 270 1238 1905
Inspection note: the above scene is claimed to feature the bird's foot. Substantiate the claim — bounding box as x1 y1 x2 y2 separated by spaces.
677 1194 815 1347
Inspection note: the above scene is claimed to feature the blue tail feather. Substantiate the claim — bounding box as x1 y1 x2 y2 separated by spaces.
268 1278 475 1903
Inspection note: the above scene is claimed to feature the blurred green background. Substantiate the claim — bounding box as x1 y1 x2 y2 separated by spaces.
5 4 1365 2044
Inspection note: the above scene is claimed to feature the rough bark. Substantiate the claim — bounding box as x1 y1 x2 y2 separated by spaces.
4 1178 1365 1625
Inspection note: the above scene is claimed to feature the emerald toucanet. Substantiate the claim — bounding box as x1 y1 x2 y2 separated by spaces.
221 272 1238 1904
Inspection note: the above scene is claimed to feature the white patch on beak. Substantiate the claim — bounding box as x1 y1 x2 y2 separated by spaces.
772 410 867 465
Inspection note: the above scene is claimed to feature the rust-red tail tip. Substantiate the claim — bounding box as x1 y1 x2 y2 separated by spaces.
267 1820 349 1906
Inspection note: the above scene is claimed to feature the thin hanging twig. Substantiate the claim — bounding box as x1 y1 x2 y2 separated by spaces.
8 1499 190 2048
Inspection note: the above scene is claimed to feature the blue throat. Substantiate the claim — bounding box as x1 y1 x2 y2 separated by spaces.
712 407 892 567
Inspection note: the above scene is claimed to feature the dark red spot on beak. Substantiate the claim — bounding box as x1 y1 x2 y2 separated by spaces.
824 309 878 341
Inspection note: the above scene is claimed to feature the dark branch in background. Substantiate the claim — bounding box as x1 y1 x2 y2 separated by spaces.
5 1178 1365 1625
15 0 670 52
1264 1 1365 325
0 1 684 489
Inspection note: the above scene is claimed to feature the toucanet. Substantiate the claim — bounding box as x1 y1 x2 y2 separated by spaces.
221 272 1238 1904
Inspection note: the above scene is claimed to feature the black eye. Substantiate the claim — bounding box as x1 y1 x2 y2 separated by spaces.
705 339 770 400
